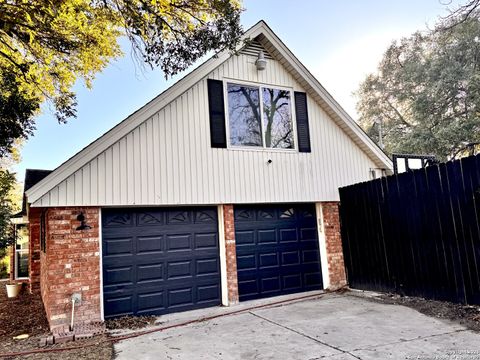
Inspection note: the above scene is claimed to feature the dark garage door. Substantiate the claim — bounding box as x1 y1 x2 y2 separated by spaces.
235 204 323 301
102 207 221 319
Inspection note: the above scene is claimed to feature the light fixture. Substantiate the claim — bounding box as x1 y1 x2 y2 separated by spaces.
255 50 267 71
76 212 92 231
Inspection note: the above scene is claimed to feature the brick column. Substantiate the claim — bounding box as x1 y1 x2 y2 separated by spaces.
223 204 239 305
41 207 101 330
322 202 347 289
28 207 42 293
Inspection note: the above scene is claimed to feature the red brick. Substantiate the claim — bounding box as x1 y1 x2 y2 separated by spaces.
322 202 347 290
29 207 101 330
223 204 239 304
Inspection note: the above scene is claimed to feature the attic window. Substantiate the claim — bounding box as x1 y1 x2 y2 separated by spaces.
226 82 295 150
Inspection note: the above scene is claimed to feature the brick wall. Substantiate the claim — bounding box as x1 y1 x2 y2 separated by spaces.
322 202 347 289
39 207 101 330
223 204 239 305
29 208 42 293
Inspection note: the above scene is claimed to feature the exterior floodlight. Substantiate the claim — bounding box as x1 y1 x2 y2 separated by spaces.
255 51 267 71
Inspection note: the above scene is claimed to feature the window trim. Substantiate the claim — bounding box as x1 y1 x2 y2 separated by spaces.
14 248 29 280
223 79 298 152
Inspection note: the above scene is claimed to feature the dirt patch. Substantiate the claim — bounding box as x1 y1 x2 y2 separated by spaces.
105 315 157 330
356 290 480 332
0 281 49 339
0 334 113 360
0 281 113 359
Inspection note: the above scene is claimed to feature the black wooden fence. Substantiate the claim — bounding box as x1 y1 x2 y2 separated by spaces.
339 154 480 304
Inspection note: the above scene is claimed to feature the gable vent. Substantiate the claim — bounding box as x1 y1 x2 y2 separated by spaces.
239 39 274 59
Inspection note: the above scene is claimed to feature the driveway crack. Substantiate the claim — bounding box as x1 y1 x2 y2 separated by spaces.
249 311 363 360
351 328 469 352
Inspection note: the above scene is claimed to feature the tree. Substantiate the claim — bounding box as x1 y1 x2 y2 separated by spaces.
439 0 480 30
356 9 480 160
0 169 16 253
0 0 242 156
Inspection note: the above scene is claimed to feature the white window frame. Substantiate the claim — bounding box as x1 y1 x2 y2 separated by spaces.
223 79 298 152
14 247 29 280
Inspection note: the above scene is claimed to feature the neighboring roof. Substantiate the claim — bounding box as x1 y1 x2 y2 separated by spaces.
26 20 393 204
20 169 52 214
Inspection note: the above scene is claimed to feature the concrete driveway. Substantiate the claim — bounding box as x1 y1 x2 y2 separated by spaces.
113 292 480 359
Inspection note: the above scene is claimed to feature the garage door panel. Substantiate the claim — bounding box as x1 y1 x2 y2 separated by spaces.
194 233 218 249
168 287 193 307
258 229 277 244
167 260 193 280
137 211 164 226
103 295 133 317
259 253 279 268
104 237 133 256
235 204 323 301
236 254 256 270
137 235 164 253
283 274 302 290
197 284 220 303
166 210 192 225
137 263 164 283
303 249 320 263
304 272 322 287
104 266 133 286
102 207 220 319
236 230 255 245
238 278 258 296
279 228 298 243
196 258 219 276
300 228 317 241
261 277 281 293
137 291 165 312
166 234 191 251
194 209 217 224
103 212 134 228
282 250 301 265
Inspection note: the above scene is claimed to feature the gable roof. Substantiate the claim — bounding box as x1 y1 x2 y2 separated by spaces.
18 169 52 215
26 20 392 204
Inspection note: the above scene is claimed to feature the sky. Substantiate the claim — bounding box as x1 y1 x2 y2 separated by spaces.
13 0 464 180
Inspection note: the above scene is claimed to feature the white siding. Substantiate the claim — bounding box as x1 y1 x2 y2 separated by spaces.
34 53 377 207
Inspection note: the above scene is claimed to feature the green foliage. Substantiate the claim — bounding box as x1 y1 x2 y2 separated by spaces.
356 10 480 160
0 0 243 156
0 169 16 251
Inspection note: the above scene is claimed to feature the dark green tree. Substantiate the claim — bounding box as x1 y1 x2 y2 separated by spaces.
0 0 243 157
0 169 16 253
356 7 480 160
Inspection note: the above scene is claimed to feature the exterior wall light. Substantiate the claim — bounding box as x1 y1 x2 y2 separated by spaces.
76 212 92 231
255 50 267 71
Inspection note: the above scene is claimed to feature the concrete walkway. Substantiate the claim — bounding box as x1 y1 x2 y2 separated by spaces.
113 292 480 359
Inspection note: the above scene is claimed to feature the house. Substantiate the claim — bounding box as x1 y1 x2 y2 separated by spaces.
20 21 392 330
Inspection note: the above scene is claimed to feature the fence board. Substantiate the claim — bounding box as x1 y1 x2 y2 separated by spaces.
339 154 480 304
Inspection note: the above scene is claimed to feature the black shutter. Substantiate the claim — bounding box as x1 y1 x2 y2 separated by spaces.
207 79 227 148
294 92 311 153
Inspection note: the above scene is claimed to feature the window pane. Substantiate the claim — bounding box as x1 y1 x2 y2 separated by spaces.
227 83 262 147
262 88 294 149
16 250 29 278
